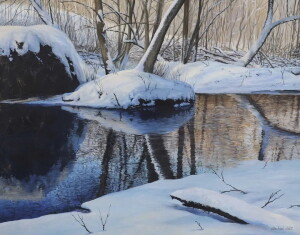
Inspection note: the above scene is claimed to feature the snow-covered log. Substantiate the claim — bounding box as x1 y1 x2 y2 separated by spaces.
0 25 86 100
171 188 295 229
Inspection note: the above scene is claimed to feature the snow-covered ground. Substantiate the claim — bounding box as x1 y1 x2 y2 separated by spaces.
0 159 299 235
164 61 300 94
3 59 300 109
16 70 195 109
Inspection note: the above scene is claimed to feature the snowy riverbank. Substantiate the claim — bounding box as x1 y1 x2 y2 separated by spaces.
165 61 300 94
5 70 195 109
1 159 299 235
3 60 300 109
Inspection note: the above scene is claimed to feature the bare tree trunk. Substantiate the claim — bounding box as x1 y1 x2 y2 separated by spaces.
185 0 203 63
136 0 185 73
119 0 136 68
29 0 58 28
95 0 113 74
152 0 165 39
241 0 300 67
117 0 122 56
181 0 189 63
143 0 150 52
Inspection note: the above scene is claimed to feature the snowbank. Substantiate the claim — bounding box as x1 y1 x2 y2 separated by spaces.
0 25 86 83
166 61 300 94
1 160 299 235
24 70 195 109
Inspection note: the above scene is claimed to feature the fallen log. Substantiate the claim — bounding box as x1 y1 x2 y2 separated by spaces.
170 188 295 229
170 195 248 224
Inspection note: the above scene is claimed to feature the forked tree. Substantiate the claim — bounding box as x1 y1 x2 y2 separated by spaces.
136 0 186 73
29 0 57 28
241 0 300 67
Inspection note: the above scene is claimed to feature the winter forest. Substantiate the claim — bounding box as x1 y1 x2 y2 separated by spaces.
0 0 300 234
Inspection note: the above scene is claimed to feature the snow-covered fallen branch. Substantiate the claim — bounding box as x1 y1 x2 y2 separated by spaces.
171 188 295 229
171 194 248 224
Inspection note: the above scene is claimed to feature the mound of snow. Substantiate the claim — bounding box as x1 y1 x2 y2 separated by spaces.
166 61 300 94
171 188 294 229
26 70 195 109
0 25 86 83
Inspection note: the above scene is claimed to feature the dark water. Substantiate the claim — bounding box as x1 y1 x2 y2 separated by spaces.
1 94 300 222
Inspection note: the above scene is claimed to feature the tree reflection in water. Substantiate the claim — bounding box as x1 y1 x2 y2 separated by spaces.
1 94 300 222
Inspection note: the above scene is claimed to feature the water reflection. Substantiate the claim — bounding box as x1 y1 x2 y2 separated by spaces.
1 94 300 222
62 105 194 135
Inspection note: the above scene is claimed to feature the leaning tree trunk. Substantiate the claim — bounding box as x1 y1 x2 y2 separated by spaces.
95 0 112 74
136 0 185 73
152 0 165 39
29 0 57 28
241 0 300 67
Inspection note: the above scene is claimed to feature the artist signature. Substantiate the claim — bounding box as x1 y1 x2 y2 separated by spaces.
271 226 293 231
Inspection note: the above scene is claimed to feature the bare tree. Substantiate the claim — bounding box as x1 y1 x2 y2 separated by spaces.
95 0 114 74
181 0 189 63
241 0 300 66
136 0 185 73
29 0 58 28
152 0 164 39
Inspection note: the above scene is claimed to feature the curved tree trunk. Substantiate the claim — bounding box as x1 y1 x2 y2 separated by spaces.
136 0 185 73
152 0 165 39
29 0 58 28
241 0 300 67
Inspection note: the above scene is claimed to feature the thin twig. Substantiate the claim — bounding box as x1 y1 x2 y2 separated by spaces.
72 213 92 234
113 93 121 107
261 190 284 208
262 161 268 169
99 204 111 231
195 220 204 230
211 169 247 194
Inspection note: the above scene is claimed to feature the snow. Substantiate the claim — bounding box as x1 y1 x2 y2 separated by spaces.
171 188 294 229
21 70 195 109
165 61 300 94
0 159 299 235
0 25 86 83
